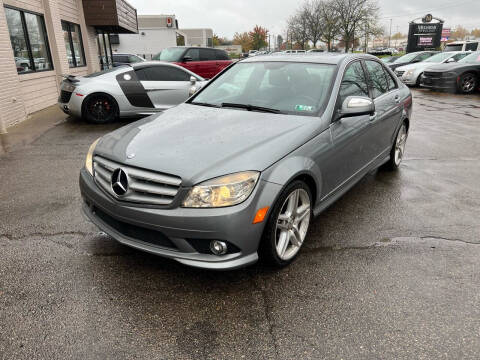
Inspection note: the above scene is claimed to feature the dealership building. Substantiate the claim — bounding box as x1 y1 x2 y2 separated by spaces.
0 0 138 129
112 15 213 60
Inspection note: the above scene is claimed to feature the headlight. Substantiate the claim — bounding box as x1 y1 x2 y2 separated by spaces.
404 70 414 77
85 138 100 175
63 82 76 92
183 171 260 208
444 72 457 77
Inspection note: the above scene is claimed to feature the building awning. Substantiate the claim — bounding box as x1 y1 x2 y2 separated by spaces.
83 0 138 34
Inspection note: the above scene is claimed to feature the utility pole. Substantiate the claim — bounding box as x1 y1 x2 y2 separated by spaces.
389 19 392 48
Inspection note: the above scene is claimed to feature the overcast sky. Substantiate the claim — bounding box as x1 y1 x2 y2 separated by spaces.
128 0 480 38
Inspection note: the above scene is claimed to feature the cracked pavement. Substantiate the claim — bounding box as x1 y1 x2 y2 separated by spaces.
1 89 479 359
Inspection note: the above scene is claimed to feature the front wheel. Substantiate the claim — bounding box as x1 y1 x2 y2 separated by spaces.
83 93 119 124
457 73 477 94
260 181 312 267
384 121 408 171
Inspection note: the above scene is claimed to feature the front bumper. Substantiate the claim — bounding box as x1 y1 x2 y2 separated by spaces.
420 75 457 90
79 169 282 270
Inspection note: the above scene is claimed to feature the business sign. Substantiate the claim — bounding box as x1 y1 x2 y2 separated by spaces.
407 14 444 53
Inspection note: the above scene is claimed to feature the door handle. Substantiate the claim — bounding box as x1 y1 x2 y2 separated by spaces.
369 112 377 121
394 95 401 104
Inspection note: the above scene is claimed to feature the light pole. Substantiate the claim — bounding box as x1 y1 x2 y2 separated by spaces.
389 19 392 48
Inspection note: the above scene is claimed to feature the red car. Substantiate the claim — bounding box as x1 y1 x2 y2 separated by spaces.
153 47 232 79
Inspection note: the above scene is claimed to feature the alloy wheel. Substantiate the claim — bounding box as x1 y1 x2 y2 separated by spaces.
394 124 407 166
275 188 311 261
462 75 476 93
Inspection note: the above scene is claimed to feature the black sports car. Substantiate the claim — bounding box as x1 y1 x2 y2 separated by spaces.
420 51 480 94
388 51 438 71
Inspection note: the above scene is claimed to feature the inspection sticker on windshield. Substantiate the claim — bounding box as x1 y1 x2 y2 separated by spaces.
295 105 314 112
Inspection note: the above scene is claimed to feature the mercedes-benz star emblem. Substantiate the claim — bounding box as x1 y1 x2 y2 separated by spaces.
111 168 129 196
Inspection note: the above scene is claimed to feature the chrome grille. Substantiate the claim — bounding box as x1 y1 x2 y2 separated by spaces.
93 156 182 206
395 70 405 77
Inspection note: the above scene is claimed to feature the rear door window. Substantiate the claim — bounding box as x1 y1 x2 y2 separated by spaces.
200 48 216 61
384 68 397 91
216 50 229 60
365 60 389 98
466 42 479 51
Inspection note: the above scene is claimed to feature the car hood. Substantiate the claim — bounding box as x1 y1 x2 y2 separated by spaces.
94 104 321 185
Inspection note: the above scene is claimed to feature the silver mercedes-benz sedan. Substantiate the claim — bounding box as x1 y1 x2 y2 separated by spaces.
80 53 412 270
58 61 207 123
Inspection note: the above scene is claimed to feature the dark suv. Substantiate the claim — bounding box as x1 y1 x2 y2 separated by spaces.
153 47 232 79
112 53 145 67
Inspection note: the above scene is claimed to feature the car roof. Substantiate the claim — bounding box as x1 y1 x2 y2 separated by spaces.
241 53 379 65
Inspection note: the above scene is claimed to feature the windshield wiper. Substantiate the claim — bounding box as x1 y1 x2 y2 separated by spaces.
221 102 281 114
190 101 220 108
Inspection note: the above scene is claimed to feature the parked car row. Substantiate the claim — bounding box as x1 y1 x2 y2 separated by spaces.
79 53 412 269
390 50 480 94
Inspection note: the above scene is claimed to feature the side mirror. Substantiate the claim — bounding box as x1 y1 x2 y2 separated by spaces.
183 56 193 62
190 76 197 85
446 57 456 63
337 96 375 120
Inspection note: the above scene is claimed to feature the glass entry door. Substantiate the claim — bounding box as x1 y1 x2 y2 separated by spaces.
97 31 113 70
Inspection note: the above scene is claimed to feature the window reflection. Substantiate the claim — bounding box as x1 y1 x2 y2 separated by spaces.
62 21 86 68
5 7 53 74
24 12 52 71
5 8 31 73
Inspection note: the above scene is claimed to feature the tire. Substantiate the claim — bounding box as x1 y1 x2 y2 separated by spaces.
415 73 423 87
259 180 312 267
83 93 119 124
384 121 408 171
457 73 477 94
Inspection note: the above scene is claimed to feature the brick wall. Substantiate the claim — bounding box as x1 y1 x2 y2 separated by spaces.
0 0 101 128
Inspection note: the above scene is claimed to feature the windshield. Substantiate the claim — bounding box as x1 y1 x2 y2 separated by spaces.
191 62 336 116
458 51 480 63
394 52 421 63
152 47 185 62
444 44 463 51
424 52 455 63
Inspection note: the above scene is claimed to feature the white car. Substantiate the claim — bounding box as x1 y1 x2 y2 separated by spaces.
395 51 470 86
58 61 207 123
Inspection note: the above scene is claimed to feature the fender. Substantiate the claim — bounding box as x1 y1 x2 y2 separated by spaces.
262 155 323 205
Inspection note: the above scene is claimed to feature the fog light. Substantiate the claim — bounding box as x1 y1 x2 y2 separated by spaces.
210 240 227 255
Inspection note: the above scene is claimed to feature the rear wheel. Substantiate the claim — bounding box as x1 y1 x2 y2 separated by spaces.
260 181 312 267
83 93 119 124
457 73 477 94
384 121 408 171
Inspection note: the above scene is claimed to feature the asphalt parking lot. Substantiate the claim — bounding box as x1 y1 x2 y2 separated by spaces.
0 89 479 359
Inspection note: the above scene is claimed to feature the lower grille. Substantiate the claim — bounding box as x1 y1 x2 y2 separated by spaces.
93 156 182 206
93 205 177 249
423 71 441 78
395 70 405 77
59 90 72 103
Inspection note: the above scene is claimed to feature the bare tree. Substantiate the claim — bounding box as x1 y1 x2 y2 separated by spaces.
304 1 323 48
331 0 379 52
287 8 310 49
318 0 340 51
